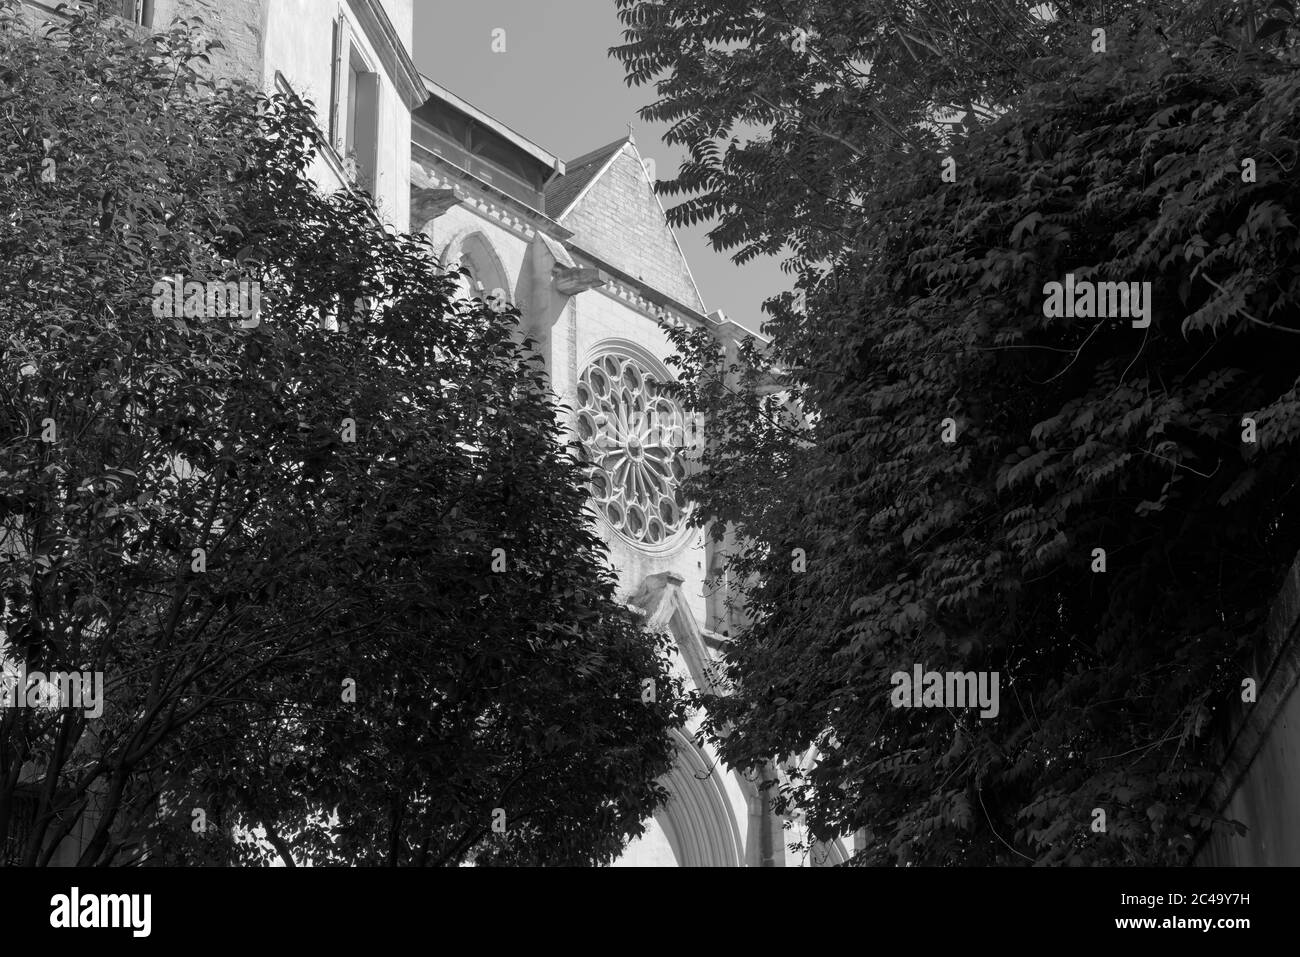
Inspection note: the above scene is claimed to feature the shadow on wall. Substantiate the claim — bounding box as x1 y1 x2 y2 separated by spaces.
1196 553 1300 865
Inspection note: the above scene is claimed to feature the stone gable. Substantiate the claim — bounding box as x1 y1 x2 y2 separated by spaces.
556 141 706 314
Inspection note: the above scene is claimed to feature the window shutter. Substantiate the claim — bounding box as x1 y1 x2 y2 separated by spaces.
329 15 351 150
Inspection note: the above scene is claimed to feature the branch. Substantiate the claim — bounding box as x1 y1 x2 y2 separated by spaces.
1200 273 1300 335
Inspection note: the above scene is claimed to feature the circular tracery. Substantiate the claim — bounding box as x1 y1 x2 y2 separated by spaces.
575 352 690 546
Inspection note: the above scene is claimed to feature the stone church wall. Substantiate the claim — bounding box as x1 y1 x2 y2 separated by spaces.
560 145 705 314
1196 552 1300 864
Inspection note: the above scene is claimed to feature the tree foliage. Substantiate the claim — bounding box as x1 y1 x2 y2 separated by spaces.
617 0 1300 864
0 1 684 867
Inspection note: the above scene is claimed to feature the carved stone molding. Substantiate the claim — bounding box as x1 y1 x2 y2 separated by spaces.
410 185 461 229
552 264 608 296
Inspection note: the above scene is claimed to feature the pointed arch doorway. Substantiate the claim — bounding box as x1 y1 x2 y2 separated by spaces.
612 729 745 867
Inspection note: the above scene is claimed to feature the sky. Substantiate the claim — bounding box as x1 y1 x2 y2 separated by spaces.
410 0 784 334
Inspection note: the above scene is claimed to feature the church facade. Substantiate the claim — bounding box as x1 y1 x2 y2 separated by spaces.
17 0 850 866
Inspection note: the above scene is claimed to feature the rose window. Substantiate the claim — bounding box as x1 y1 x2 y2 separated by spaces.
575 353 689 545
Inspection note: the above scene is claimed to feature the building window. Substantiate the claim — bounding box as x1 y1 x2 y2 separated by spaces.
575 351 691 547
447 234 511 310
455 262 483 303
330 18 380 195
346 54 380 193
705 555 733 635
117 0 153 27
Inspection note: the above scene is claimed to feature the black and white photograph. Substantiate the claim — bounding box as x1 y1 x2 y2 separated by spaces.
0 0 1290 939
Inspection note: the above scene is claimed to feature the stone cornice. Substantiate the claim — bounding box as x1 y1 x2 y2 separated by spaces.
346 0 426 111
566 245 716 333
409 153 739 344
411 148 572 242
710 310 770 347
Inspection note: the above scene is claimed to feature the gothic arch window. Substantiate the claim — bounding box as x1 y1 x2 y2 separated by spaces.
441 231 511 312
575 347 694 549
454 260 483 303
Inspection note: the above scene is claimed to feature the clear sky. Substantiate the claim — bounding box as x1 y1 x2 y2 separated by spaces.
410 0 784 334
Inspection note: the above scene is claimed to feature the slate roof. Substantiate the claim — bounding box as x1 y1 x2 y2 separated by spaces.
544 137 628 220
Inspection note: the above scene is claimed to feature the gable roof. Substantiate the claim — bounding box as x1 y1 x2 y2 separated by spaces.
547 137 708 314
544 137 627 220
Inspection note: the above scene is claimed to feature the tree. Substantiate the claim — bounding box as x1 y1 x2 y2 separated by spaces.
618 0 1300 864
0 0 684 867
614 0 1281 267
